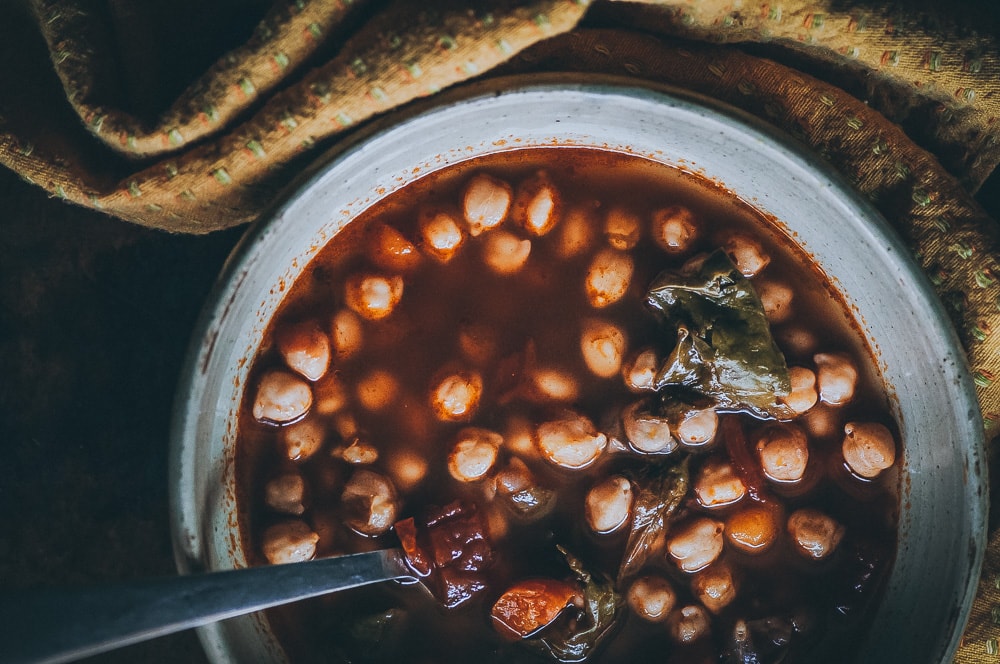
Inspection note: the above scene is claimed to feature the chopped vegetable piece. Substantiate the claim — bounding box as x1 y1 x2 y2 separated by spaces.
618 457 689 582
524 547 622 662
491 578 581 640
393 500 494 608
645 250 794 419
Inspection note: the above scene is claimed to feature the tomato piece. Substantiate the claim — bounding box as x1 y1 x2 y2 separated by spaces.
393 500 494 608
491 578 581 641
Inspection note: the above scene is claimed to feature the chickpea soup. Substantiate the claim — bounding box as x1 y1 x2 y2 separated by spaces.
236 148 899 663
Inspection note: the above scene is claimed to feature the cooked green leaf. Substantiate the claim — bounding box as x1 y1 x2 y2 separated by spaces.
645 250 794 419
617 457 690 583
526 547 622 662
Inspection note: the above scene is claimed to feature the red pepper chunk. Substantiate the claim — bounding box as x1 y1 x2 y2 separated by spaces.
393 500 494 608
394 517 433 577
491 578 581 641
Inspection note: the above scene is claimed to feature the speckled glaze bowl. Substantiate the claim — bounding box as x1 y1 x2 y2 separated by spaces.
169 77 987 664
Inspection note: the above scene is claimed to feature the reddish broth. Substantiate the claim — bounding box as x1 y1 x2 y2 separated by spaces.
236 148 898 663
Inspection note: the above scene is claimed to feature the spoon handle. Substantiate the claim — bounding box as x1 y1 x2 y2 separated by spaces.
1 548 415 664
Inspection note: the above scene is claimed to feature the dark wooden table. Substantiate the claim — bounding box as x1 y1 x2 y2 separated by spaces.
0 166 243 663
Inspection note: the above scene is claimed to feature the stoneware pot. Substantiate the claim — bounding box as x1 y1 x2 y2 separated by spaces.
169 76 987 663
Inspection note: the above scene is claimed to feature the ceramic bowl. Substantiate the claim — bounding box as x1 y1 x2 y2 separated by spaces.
169 77 987 663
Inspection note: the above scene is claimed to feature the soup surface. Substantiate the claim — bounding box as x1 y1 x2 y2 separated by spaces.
237 148 899 664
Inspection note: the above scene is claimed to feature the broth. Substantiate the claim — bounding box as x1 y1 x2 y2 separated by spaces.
236 148 898 663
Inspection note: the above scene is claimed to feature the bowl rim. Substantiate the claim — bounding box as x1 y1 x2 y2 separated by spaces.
169 73 988 664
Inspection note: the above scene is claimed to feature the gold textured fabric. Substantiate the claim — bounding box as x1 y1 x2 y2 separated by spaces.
2 0 999 659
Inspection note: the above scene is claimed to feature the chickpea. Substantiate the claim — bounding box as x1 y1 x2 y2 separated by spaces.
503 415 538 458
622 347 659 392
366 223 421 273
677 407 718 446
802 403 839 439
463 172 511 236
389 449 428 492
668 605 711 644
627 575 676 622
262 520 319 565
495 457 531 495
276 320 330 382
842 421 896 479
449 428 502 482
725 504 780 554
781 366 818 415
419 210 465 262
778 326 817 356
430 369 483 421
694 457 746 508
651 205 697 254
513 171 560 236
458 322 498 366
265 472 307 515
253 370 313 423
814 352 858 405
756 278 794 323
580 319 627 378
483 231 532 275
755 423 809 482
622 401 676 454
535 412 608 470
313 372 348 415
281 417 325 461
584 248 634 308
604 206 641 250
787 508 845 560
331 308 364 359
344 273 403 321
585 475 633 534
555 203 598 258
335 438 379 465
667 517 725 572
341 469 399 536
529 368 579 403
723 232 770 277
333 412 359 439
356 369 399 411
692 564 737 614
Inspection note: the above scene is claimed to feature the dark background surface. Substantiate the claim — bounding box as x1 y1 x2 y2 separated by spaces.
0 165 241 663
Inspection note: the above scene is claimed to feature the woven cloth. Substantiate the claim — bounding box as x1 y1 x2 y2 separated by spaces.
2 0 998 659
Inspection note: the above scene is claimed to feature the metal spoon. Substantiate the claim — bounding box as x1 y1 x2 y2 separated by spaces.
0 548 417 664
